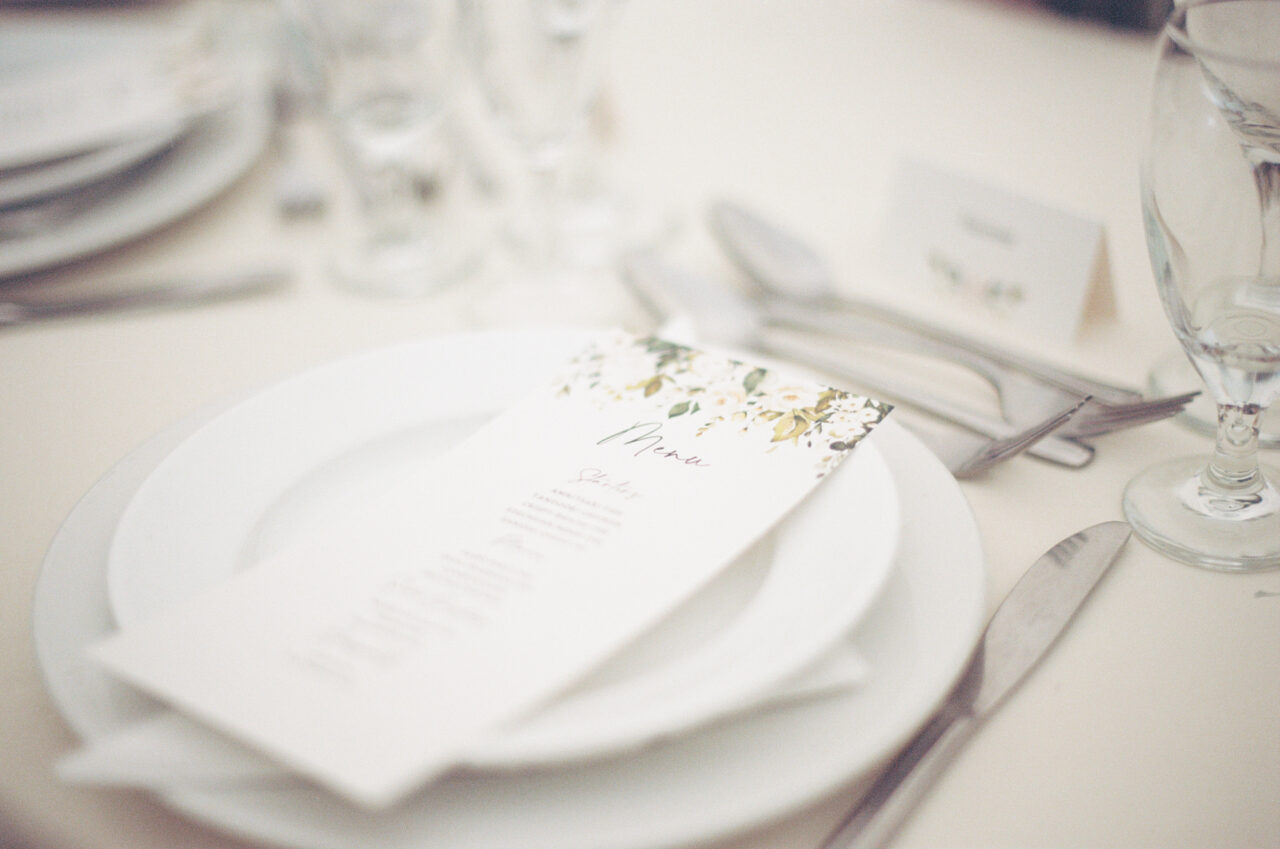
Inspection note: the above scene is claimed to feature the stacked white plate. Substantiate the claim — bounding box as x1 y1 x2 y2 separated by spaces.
0 14 273 279
33 328 986 849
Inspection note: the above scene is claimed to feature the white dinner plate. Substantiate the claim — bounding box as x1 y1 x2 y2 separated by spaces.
105 328 900 768
0 84 271 280
34 328 985 849
0 17 185 170
0 124 185 209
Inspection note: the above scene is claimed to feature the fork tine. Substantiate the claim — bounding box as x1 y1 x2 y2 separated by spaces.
1083 400 1192 427
1060 390 1199 438
1118 390 1198 414
952 397 1088 478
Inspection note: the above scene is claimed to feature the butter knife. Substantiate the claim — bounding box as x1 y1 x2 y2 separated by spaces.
0 269 290 327
823 520 1131 849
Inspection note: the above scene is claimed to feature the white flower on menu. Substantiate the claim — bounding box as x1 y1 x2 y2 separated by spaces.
749 381 816 417
698 383 750 415
851 401 891 426
610 341 664 383
681 349 742 386
670 352 741 410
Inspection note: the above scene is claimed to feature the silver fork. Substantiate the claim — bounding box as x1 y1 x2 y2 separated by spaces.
922 400 1087 478
991 363 1196 438
756 329 1094 471
759 297 1197 439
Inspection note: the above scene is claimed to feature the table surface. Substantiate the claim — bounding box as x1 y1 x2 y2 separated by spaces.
3 2 1278 848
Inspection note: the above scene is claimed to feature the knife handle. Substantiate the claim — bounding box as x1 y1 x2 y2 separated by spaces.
0 270 290 327
822 708 979 849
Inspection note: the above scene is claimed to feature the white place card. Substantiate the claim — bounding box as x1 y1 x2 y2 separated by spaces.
93 331 891 809
879 158 1109 341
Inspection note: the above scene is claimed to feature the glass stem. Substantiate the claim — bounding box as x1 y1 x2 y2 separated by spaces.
360 160 418 245
1202 403 1265 500
529 160 561 269
518 137 569 271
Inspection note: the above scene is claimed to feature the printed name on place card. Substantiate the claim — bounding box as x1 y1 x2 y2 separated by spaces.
91 331 891 809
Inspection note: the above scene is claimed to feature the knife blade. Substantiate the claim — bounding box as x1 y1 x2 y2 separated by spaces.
822 520 1132 849
621 253 1094 469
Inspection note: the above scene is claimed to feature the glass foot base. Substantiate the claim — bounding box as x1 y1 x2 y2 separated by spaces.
501 192 678 273
1148 350 1280 448
330 237 479 299
1123 455 1280 571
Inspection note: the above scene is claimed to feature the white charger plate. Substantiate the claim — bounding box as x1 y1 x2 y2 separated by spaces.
0 84 271 280
33 328 985 849
104 328 901 768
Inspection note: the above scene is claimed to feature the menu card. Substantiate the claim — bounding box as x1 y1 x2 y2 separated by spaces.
93 331 891 809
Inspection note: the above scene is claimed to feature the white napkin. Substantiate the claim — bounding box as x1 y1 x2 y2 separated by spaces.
59 640 868 790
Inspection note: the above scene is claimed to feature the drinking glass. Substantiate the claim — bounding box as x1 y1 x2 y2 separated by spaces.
1123 0 1280 571
459 0 621 274
309 0 478 296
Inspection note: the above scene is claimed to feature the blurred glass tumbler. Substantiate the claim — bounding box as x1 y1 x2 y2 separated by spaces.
312 0 478 296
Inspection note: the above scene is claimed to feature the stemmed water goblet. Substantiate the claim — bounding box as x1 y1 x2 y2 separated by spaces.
1123 0 1280 570
460 0 626 278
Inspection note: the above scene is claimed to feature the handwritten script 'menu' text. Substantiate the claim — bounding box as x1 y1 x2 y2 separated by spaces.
596 421 710 467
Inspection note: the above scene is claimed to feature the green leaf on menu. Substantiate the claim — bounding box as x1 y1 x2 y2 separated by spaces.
771 413 808 443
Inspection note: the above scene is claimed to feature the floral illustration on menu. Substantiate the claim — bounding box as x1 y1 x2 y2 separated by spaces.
555 332 893 478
